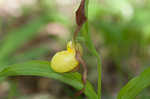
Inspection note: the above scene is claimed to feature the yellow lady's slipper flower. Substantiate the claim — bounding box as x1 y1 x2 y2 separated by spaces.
51 41 79 73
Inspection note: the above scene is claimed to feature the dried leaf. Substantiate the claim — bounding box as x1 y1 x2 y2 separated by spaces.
76 0 87 26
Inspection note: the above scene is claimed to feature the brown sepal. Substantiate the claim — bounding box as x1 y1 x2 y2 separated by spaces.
76 0 87 26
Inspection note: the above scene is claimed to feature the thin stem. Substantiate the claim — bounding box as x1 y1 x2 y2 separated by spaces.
74 0 102 98
96 55 102 99
75 50 88 96
73 26 81 43
82 19 102 99
83 3 102 98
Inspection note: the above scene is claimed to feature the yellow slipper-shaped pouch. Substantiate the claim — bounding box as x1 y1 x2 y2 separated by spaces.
51 41 79 73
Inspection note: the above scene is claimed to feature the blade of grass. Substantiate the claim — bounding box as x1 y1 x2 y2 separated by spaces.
117 67 150 99
0 60 98 99
81 0 102 99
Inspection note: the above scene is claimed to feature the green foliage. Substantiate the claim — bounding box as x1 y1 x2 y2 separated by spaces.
117 67 150 99
81 0 102 98
0 61 98 99
1 0 150 99
0 1 99 98
82 22 101 99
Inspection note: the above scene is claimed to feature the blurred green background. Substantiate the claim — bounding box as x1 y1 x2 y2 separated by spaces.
0 0 150 99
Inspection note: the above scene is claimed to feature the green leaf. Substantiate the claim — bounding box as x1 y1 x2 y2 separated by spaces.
117 67 150 99
80 0 102 99
0 60 98 99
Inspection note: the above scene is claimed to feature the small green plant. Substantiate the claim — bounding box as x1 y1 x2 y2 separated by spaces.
1 0 150 99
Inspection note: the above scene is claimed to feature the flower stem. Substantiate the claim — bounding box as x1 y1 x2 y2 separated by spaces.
83 0 102 98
